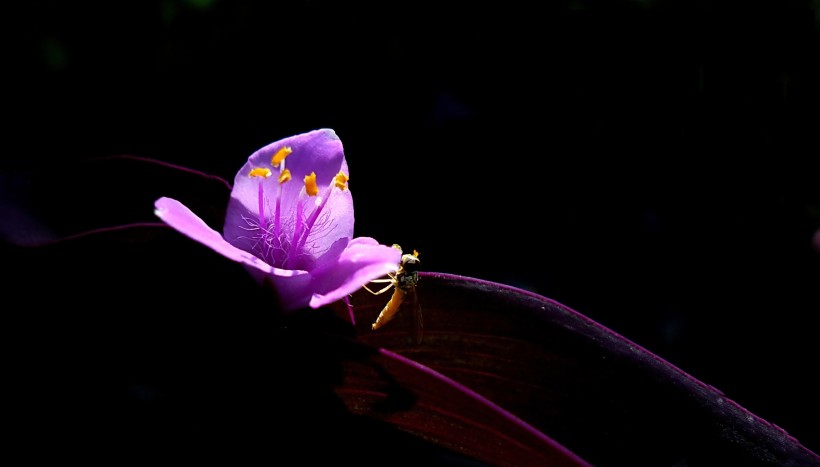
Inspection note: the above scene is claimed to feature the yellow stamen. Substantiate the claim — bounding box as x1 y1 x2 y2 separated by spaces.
304 172 319 196
413 250 419 257
279 168 292 184
334 171 349 190
271 146 292 166
249 167 272 178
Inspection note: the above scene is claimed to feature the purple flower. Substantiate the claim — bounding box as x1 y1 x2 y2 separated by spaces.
154 129 401 311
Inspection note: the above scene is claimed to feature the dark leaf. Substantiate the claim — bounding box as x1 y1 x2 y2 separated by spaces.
334 272 820 466
0 155 231 246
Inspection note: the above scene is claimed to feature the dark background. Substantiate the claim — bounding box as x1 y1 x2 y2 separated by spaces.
5 0 820 459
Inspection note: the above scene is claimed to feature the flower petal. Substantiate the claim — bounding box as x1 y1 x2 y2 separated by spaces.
250 129 347 185
264 237 399 311
308 237 402 308
223 129 354 267
262 272 314 312
228 129 347 222
154 197 273 275
290 188 355 271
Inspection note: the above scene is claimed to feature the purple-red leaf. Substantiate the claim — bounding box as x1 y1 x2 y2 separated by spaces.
336 346 591 467
332 272 820 466
0 155 231 246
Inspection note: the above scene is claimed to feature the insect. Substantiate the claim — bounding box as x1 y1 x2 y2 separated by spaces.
362 244 423 345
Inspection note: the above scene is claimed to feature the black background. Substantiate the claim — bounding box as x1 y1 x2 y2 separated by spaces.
5 0 820 459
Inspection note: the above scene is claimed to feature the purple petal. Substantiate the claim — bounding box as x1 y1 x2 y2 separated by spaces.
262 272 314 312
289 189 355 271
154 197 274 275
256 237 352 311
292 235 350 273
307 237 402 308
228 129 347 221
223 130 354 266
247 129 346 185
262 247 395 310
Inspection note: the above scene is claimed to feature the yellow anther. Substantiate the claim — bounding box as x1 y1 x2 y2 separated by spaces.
278 168 292 184
334 171 349 190
271 146 292 166
413 250 419 257
304 172 319 196
249 167 272 178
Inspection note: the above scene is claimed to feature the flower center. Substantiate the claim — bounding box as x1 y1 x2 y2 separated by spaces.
245 146 348 269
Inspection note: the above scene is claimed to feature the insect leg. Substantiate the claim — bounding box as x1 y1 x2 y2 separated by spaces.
362 280 395 295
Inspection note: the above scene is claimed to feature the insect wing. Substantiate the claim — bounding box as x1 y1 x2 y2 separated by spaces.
409 284 423 345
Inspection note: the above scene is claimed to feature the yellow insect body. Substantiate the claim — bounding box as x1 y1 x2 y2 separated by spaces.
372 284 406 330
